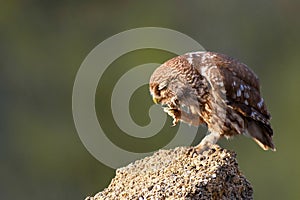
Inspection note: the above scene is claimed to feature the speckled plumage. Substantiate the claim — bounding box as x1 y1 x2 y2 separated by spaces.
149 51 275 152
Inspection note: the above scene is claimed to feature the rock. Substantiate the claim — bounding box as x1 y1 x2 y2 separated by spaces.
86 145 253 200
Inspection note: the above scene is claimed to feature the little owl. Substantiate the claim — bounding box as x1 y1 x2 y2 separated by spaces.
149 51 275 153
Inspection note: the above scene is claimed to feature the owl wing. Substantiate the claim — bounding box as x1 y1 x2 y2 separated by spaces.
213 53 271 122
188 52 269 119
212 53 274 150
188 52 274 150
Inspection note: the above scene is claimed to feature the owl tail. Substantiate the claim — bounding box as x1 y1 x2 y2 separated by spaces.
245 120 276 151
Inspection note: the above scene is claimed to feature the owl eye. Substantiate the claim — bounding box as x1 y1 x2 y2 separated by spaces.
158 81 168 90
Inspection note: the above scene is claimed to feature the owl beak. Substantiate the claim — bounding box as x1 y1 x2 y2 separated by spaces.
152 97 161 104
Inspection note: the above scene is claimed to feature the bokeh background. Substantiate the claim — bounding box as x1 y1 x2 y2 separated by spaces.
1 1 300 199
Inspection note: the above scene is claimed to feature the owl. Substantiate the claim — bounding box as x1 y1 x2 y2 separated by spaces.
149 51 275 153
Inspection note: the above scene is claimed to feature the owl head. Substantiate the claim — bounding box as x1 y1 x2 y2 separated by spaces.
149 56 205 126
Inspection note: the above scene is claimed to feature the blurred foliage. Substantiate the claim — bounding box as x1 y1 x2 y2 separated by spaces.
1 0 300 199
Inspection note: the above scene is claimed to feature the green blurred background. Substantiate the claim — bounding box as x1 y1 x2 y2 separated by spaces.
1 1 300 199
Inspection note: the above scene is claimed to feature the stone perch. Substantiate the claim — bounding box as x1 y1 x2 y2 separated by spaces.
86 145 253 200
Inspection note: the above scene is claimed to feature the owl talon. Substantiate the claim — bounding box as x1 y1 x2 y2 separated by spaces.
188 146 207 155
188 144 212 157
187 147 203 157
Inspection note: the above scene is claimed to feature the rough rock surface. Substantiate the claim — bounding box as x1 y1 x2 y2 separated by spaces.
86 145 253 200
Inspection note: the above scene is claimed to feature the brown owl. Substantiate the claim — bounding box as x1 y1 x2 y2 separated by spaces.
149 51 275 153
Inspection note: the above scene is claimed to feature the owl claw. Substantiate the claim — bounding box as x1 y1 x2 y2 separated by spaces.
187 144 210 157
187 146 203 156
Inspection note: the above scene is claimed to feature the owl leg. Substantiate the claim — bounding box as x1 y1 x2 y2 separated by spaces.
192 131 221 154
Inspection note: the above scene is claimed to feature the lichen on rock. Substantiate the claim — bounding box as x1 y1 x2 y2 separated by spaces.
86 145 253 200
